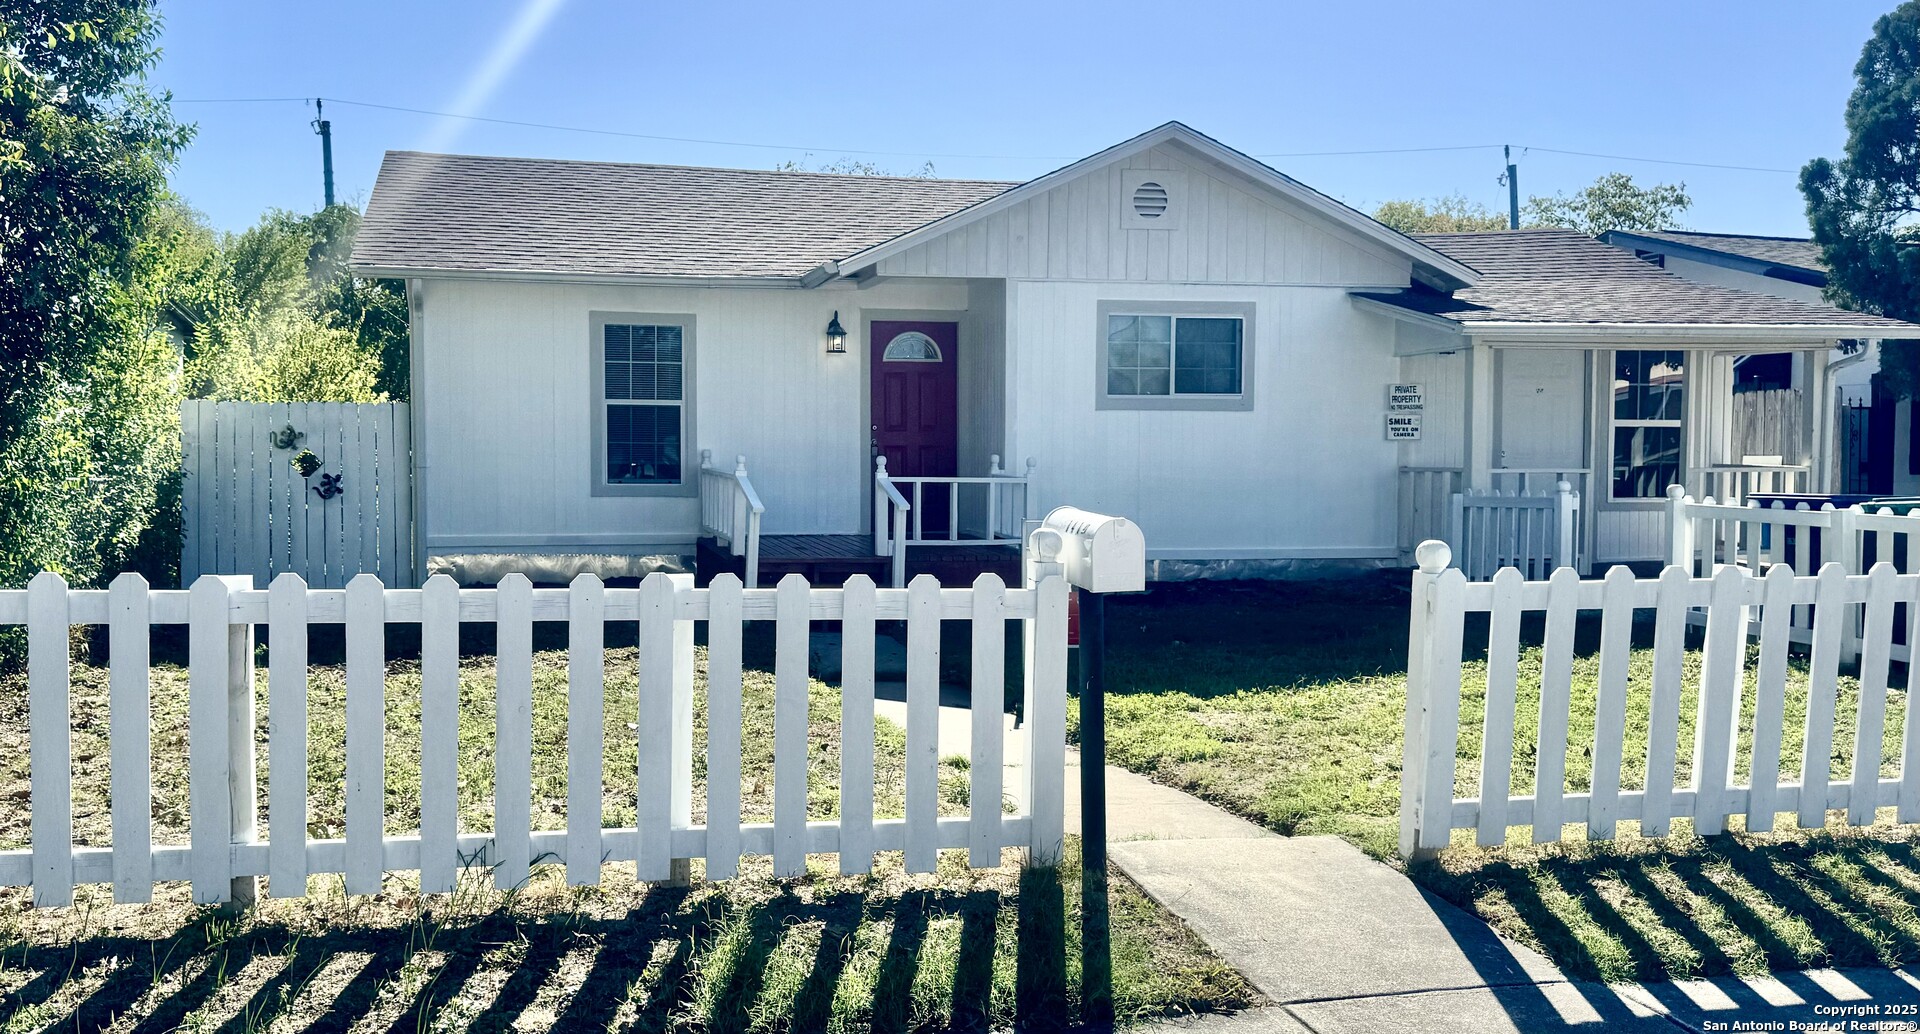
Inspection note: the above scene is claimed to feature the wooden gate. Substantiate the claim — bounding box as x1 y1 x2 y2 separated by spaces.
181 401 415 589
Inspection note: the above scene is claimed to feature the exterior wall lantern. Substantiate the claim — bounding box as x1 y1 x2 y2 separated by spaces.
825 311 848 353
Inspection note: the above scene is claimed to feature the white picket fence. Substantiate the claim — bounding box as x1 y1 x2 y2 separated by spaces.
1666 487 1920 662
1400 540 1920 859
181 401 415 590
1447 482 1581 580
0 569 1069 907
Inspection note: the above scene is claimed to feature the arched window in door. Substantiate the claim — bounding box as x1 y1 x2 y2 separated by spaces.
882 331 942 362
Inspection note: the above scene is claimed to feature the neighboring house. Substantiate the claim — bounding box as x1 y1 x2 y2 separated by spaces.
1602 229 1911 494
350 122 1914 584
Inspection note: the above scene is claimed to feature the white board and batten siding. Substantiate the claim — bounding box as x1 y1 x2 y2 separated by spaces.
413 277 974 556
875 144 1412 287
181 401 414 589
1396 350 1465 471
0 570 1071 904
1006 281 1406 561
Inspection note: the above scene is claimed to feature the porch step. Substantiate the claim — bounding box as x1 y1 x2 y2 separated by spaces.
695 535 1019 588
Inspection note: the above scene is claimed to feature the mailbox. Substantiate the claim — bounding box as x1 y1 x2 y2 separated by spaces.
1039 507 1146 593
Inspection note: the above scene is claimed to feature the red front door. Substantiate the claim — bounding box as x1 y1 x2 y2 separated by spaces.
871 320 959 534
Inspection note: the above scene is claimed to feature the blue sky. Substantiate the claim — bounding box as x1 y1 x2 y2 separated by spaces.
155 1 1893 236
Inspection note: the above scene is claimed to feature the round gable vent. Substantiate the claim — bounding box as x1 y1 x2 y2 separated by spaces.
1132 181 1170 219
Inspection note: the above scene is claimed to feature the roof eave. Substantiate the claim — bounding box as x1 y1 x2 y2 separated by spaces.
1349 293 1472 337
349 262 810 289
1463 321 1899 345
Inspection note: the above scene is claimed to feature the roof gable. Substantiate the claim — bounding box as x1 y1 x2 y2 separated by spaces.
833 122 1479 289
859 138 1420 286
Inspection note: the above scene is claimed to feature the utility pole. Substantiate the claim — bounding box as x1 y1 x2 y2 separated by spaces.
312 99 335 208
1504 145 1519 230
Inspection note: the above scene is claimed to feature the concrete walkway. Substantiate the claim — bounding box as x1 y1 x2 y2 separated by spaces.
1073 752 1920 1032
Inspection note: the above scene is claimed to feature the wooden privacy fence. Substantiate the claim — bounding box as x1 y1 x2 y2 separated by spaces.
1400 541 1920 859
0 569 1069 907
1731 388 1805 466
181 401 415 590
1667 487 1920 662
1447 482 1581 580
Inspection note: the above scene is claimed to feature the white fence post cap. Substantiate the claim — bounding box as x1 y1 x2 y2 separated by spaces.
1415 539 1452 573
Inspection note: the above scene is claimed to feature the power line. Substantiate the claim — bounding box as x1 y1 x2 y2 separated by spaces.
173 96 310 103
1258 144 1501 157
169 96 1805 173
177 96 1080 160
1521 145 1798 175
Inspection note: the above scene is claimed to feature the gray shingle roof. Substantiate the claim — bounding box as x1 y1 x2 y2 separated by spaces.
1622 230 1826 273
352 151 1016 279
1354 229 1907 329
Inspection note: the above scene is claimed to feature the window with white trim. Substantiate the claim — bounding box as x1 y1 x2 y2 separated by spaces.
1609 349 1685 499
602 321 685 487
1105 314 1244 397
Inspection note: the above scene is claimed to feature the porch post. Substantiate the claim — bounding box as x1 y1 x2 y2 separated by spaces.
1807 346 1834 493
1463 341 1495 491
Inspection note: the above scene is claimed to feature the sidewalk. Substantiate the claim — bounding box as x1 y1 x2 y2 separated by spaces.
1071 751 1920 1033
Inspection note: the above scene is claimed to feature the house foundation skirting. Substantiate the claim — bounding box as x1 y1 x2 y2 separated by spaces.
1148 557 1397 582
429 552 692 585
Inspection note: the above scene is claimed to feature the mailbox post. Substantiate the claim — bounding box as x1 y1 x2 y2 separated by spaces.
1032 507 1145 1030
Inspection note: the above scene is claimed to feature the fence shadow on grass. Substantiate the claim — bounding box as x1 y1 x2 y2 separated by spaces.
1415 831 1920 990
3 871 1078 1034
1394 834 1920 1030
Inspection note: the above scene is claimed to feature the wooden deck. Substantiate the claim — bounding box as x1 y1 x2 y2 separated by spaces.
696 534 1020 587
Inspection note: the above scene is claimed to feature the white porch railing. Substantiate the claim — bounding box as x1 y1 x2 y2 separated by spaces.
1448 482 1581 580
699 451 765 588
875 455 1033 588
873 458 912 589
1665 488 1920 662
1401 542 1920 859
1694 462 1810 504
1491 468 1591 574
0 568 1070 906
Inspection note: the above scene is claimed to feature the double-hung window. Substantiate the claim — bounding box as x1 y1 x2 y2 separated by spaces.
1096 301 1256 411
592 313 695 496
1609 349 1685 499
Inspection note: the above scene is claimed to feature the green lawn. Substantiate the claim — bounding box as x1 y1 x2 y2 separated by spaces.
0 643 1254 1033
1086 574 1920 985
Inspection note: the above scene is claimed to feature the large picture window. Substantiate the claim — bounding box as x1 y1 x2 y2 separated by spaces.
592 313 695 496
1610 350 1685 499
1095 301 1256 412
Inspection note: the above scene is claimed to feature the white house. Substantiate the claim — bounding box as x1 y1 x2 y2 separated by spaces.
351 122 1914 584
1602 229 1913 495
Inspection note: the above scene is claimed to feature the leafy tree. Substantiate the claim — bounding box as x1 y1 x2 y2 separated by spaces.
184 204 404 403
1372 194 1509 234
307 206 410 399
1802 1 1920 398
775 155 937 178
1524 172 1691 235
0 0 190 598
